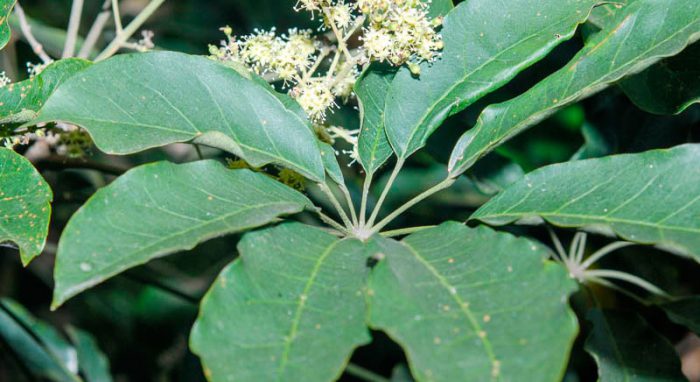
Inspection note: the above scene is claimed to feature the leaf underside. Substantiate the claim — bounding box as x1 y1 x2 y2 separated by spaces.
52 160 312 308
472 145 700 262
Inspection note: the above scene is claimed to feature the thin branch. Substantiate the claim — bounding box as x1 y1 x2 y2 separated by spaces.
111 0 123 33
78 0 112 58
381 225 436 238
366 157 404 228
547 226 568 263
344 363 390 382
581 241 636 270
340 184 358 226
317 211 348 233
370 177 456 234
359 171 373 226
62 0 84 58
95 0 165 61
584 269 671 298
13 3 52 63
319 183 354 229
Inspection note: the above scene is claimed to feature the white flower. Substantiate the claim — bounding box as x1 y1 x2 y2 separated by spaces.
292 80 337 122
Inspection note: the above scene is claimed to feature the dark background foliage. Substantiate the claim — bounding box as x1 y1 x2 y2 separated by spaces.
1 0 699 381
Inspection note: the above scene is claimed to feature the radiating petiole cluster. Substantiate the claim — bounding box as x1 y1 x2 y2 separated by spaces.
547 228 671 301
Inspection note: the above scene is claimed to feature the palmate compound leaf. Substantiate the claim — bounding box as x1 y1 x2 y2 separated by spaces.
585 309 686 382
32 51 326 182
52 160 314 309
472 145 700 262
0 58 91 125
449 0 700 176
190 222 373 382
382 0 599 160
0 0 15 50
367 222 578 382
0 148 52 265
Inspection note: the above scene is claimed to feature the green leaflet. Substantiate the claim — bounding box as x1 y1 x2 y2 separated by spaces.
0 58 91 125
33 51 326 182
65 327 113 382
449 0 700 176
355 64 397 175
191 223 372 382
659 296 700 335
472 145 700 262
0 148 52 265
620 42 700 115
383 0 598 159
367 223 578 382
52 160 313 308
585 309 686 382
0 0 15 50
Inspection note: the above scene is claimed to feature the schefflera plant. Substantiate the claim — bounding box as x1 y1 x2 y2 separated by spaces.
3 0 700 380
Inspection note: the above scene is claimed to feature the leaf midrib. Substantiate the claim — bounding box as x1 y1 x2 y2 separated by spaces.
276 239 343 379
401 240 498 366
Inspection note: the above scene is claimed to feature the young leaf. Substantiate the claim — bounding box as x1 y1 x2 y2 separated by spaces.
585 309 686 381
620 42 700 115
383 0 598 159
355 65 397 175
53 160 313 308
0 299 80 382
0 58 91 125
191 223 372 382
32 51 326 182
472 145 700 262
367 223 578 382
659 296 700 335
0 0 16 50
449 0 700 176
0 148 52 265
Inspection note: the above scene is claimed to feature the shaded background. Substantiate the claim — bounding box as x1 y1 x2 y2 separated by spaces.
1 0 700 381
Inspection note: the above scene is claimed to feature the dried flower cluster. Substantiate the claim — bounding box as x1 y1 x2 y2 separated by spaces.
210 0 443 124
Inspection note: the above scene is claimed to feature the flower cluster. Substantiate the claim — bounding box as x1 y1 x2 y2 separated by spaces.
359 0 443 69
211 0 442 131
210 27 319 83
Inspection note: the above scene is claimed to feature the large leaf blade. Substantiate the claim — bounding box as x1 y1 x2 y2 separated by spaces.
190 223 372 382
449 0 700 176
367 223 578 381
355 65 397 175
33 51 326 182
472 145 700 262
585 309 686 381
384 0 598 159
0 148 52 265
53 160 313 308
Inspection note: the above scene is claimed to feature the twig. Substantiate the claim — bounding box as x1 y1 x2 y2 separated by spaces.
359 171 373 226
319 183 354 229
366 158 404 228
62 0 84 58
381 225 436 238
13 3 52 63
78 0 112 58
111 0 123 33
95 0 165 61
370 177 456 234
345 363 390 382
